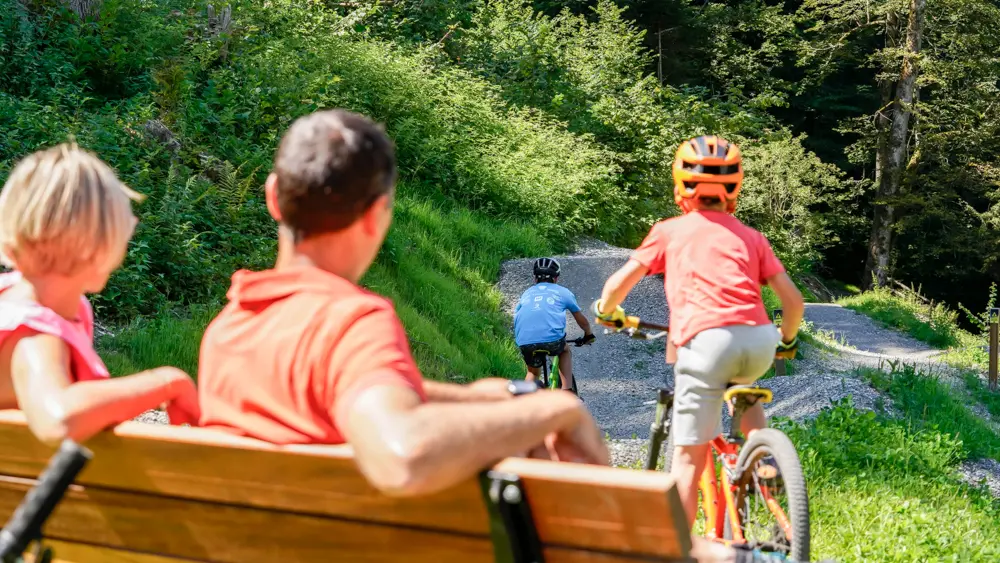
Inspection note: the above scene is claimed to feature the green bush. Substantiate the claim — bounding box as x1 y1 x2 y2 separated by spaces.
1 0 631 323
451 0 847 258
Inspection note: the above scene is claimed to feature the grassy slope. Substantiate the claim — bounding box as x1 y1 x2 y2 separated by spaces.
14 2 622 382
99 194 552 382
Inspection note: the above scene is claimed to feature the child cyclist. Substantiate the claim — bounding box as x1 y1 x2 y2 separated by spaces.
592 135 804 529
514 257 595 393
0 143 200 445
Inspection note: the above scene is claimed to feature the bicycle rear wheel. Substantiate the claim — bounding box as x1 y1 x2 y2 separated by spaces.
727 428 810 561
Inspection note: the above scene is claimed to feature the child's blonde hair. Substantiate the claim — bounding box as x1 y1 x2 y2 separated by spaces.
0 143 144 276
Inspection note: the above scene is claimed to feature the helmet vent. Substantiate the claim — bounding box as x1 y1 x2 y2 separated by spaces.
681 162 741 175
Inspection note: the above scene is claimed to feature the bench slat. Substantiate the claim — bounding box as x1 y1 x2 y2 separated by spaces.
0 476 492 563
0 411 689 559
26 540 202 563
1 479 688 563
0 411 488 535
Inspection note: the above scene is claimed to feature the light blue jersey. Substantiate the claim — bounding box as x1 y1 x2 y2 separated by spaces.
513 283 581 346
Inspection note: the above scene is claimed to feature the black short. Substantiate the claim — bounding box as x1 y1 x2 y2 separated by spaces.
519 337 566 368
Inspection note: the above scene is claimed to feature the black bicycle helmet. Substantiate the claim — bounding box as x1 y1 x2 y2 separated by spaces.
533 257 561 280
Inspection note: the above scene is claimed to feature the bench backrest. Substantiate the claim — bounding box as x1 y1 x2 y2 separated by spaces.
0 410 693 562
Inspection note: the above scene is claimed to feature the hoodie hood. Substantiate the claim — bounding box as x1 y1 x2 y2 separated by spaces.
226 265 357 308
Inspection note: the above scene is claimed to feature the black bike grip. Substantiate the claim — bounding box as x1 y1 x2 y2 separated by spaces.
0 439 93 560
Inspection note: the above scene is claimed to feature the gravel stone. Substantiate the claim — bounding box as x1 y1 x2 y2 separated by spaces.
959 458 1000 498
132 409 169 425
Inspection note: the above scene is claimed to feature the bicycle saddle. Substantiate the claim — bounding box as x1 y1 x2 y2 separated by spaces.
723 386 773 405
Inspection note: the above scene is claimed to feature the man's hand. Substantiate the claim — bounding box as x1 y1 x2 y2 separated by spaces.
543 399 609 465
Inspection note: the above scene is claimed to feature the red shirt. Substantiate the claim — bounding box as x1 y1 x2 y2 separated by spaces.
197 265 426 445
631 211 785 349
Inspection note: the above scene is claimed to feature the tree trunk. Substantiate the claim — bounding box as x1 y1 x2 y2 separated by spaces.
874 9 901 188
67 0 100 20
863 0 925 290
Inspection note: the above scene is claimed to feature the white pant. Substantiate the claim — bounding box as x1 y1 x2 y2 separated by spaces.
671 323 780 446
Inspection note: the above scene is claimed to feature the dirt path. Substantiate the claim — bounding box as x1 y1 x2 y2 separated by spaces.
495 238 889 440
803 303 943 364
496 238 1000 495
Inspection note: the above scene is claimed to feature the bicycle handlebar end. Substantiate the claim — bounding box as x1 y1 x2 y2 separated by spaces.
0 440 93 560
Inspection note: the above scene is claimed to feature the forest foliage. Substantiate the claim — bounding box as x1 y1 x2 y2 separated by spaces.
2 0 1000 325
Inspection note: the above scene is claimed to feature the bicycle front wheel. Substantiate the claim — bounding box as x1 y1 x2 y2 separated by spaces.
549 356 561 390
727 428 810 562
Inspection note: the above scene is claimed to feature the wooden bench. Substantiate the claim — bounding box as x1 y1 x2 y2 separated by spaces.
0 410 694 562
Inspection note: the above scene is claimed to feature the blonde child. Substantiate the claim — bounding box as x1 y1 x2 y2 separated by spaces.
0 143 199 445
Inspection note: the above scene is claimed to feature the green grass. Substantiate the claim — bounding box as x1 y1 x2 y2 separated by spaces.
98 306 217 377
855 361 1000 460
798 360 1000 560
97 193 550 383
837 286 962 349
963 371 1000 421
777 399 1000 562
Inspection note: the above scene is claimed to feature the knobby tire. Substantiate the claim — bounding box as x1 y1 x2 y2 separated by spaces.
728 428 810 562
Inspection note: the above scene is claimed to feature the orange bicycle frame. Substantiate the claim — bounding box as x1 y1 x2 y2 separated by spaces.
699 437 794 549
699 436 744 543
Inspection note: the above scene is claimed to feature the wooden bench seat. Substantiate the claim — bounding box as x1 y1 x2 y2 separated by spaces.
0 410 693 562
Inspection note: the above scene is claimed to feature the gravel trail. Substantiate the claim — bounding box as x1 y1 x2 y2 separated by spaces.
495 238 890 440
803 303 944 365
496 238 1000 497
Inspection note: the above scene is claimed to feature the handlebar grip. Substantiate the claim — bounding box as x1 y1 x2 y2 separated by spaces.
0 440 92 560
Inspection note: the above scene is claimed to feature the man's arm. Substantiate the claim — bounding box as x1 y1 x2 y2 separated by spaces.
597 259 649 314
338 386 608 497
422 378 516 402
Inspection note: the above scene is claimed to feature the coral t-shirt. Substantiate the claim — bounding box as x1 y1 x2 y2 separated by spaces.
0 271 110 383
197 265 427 445
631 211 785 350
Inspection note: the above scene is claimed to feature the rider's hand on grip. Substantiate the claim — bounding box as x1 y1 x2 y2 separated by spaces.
775 335 798 360
580 333 596 346
592 299 627 328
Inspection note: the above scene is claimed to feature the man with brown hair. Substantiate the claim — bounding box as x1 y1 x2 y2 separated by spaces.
196 109 609 497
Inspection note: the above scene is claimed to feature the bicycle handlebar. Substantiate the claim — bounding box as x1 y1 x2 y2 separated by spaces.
595 315 670 340
0 440 93 562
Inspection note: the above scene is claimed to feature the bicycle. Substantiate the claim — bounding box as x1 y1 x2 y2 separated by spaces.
598 314 810 562
0 439 92 563
531 335 593 395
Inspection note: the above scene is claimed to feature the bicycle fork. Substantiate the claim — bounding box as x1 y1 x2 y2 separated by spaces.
645 388 674 470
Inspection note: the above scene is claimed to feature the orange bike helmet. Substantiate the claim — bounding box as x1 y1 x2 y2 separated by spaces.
672 135 744 213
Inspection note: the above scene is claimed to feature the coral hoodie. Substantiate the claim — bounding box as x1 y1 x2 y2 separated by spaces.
197 265 426 444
